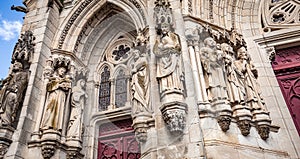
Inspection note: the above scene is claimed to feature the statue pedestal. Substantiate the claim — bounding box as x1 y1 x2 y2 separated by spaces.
66 139 83 159
252 110 271 140
0 126 14 158
213 100 232 132
232 105 253 136
40 129 62 159
132 113 154 143
161 90 184 104
160 101 187 135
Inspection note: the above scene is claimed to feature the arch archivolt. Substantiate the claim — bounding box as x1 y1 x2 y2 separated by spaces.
186 0 261 36
53 0 147 52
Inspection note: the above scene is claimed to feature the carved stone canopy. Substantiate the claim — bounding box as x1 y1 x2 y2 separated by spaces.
12 30 35 70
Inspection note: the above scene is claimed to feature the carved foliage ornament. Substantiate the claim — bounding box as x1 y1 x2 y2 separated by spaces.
41 144 56 159
262 0 300 32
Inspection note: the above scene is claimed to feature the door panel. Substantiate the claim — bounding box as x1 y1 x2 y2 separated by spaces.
98 119 140 159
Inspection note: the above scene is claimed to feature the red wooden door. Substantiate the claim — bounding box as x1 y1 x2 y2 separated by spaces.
272 46 300 135
98 119 141 159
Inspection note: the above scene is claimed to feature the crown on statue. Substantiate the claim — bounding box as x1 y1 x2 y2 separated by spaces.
52 56 72 72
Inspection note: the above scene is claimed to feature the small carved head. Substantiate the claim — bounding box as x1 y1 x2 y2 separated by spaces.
79 79 86 88
12 61 23 72
161 23 171 35
237 47 248 60
204 37 216 48
221 43 233 54
217 116 231 132
238 120 251 136
56 67 67 77
258 125 270 140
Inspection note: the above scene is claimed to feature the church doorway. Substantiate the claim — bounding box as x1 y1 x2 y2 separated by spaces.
98 119 141 159
272 46 300 135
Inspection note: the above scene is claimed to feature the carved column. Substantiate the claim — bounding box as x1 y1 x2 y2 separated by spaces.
194 43 209 104
109 79 116 110
187 39 203 102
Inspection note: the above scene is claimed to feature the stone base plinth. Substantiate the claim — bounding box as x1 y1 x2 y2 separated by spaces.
160 101 187 135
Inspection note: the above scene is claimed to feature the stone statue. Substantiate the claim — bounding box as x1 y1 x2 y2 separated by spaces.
200 37 227 102
234 47 266 110
41 67 72 131
0 62 28 126
131 49 151 114
153 23 184 95
221 43 245 105
67 79 87 139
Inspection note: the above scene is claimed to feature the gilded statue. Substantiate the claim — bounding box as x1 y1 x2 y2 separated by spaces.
200 37 227 102
153 23 184 95
0 62 28 126
41 67 72 131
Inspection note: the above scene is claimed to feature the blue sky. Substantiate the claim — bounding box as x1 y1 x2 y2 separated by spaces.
0 1 24 78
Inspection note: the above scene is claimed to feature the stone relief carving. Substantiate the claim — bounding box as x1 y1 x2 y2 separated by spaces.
192 25 273 138
131 28 154 143
200 37 228 102
153 0 187 135
131 48 151 115
153 25 184 97
237 120 251 136
217 116 231 132
235 47 267 111
11 30 35 69
58 0 93 49
0 143 10 159
67 79 87 139
0 62 28 126
35 55 88 158
199 37 232 132
41 143 56 159
40 66 72 131
221 43 245 106
0 30 34 158
161 103 187 134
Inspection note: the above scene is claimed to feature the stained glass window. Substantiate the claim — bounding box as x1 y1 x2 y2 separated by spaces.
99 66 111 111
115 69 128 108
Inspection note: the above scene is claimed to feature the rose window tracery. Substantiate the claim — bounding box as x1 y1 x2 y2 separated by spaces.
112 45 131 61
261 0 300 32
106 39 133 64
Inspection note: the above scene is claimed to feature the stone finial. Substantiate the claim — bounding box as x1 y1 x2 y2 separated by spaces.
12 30 35 70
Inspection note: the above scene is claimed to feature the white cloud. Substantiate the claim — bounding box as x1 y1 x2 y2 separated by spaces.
0 20 22 41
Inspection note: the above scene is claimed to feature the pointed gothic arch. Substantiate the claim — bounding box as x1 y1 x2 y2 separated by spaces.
53 0 147 52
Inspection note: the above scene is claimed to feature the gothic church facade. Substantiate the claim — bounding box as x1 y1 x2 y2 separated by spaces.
0 0 300 158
